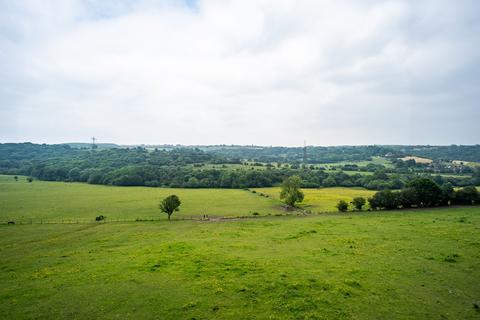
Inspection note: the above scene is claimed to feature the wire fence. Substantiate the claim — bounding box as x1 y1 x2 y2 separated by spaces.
1 215 208 225
3 205 478 226
1 209 322 225
0 214 274 225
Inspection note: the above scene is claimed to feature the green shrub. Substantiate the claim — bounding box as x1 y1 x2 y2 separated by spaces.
351 197 366 210
336 200 349 212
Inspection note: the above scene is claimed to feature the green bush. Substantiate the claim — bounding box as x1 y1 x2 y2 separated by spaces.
336 200 349 212
351 197 366 210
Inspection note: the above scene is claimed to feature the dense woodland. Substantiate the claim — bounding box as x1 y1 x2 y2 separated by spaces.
367 179 479 210
203 144 480 163
1 143 479 189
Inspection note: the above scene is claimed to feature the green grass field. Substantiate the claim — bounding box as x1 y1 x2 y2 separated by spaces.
0 175 282 221
320 156 394 168
0 176 379 222
1 207 479 319
323 169 374 176
253 187 376 212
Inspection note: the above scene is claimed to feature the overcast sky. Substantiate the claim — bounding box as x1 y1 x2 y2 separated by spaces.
1 0 479 146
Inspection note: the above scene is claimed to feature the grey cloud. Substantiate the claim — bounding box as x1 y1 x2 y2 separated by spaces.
0 0 479 146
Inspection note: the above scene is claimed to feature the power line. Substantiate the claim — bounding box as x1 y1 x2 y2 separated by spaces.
303 140 307 164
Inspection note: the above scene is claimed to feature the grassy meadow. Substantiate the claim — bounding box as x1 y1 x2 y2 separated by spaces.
1 207 479 319
253 187 376 212
1 174 479 319
0 176 379 222
0 175 282 221
320 156 394 168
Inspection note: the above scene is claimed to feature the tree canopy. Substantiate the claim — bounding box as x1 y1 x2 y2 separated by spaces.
159 195 181 220
368 178 478 210
280 176 305 207
0 143 478 190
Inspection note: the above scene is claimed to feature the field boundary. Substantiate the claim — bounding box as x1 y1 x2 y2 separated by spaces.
1 216 196 225
1 209 311 225
3 205 479 225
0 214 278 225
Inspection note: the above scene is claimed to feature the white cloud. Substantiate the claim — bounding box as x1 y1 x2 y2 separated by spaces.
1 0 479 145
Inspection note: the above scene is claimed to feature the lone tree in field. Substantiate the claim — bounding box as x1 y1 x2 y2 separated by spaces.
280 176 304 207
159 195 181 220
351 197 366 211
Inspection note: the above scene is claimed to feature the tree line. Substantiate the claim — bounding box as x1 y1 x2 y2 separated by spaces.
368 178 479 210
205 144 480 163
333 178 479 212
1 143 479 190
277 176 478 212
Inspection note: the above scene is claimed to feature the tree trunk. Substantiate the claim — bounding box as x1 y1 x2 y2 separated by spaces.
168 213 171 220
